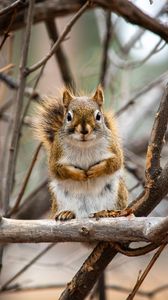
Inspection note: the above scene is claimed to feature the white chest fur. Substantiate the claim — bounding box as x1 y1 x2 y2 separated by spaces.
50 138 122 218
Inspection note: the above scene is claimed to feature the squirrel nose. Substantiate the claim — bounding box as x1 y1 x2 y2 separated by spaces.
81 128 89 135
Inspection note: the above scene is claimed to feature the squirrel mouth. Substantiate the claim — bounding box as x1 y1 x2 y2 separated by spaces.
70 133 95 142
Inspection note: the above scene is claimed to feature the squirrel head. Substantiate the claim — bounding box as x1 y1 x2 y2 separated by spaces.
33 86 113 149
61 86 109 144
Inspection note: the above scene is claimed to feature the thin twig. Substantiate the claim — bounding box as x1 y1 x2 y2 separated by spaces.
116 71 168 117
110 39 165 70
1 243 55 291
99 11 112 88
0 72 40 102
3 0 35 215
0 98 13 115
12 65 45 178
15 179 49 219
27 1 90 75
45 18 76 91
113 242 161 257
4 282 168 298
0 64 14 73
0 0 23 16
126 243 167 300
119 3 166 55
6 143 42 217
0 8 17 50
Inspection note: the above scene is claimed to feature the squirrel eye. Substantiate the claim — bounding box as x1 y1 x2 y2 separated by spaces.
95 110 101 121
67 111 73 122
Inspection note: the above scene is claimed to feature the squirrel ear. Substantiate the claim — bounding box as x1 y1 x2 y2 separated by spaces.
92 85 104 106
63 89 73 108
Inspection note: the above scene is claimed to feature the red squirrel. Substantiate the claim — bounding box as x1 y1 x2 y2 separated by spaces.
34 86 128 220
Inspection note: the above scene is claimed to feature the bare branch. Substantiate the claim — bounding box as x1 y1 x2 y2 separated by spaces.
2 0 35 215
113 242 162 257
1 217 168 243
15 179 50 219
45 18 76 91
121 3 167 55
116 71 168 117
1 243 55 291
6 143 42 217
0 0 23 16
126 243 167 300
99 11 112 88
130 85 168 215
146 84 168 184
0 72 40 101
1 0 168 45
26 1 90 75
95 0 168 43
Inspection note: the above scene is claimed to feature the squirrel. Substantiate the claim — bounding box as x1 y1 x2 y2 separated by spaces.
34 86 128 220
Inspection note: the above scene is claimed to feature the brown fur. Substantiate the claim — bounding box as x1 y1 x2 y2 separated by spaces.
33 87 128 218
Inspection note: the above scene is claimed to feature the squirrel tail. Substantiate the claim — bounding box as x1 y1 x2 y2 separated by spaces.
32 97 64 149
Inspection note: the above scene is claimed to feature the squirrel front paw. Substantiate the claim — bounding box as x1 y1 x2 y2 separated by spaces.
65 165 87 181
55 210 76 221
87 161 106 179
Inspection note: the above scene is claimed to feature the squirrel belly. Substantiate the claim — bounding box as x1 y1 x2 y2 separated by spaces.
50 170 123 218
49 135 125 218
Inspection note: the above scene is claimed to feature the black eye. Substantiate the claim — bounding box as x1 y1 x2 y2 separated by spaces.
95 110 101 121
67 111 73 122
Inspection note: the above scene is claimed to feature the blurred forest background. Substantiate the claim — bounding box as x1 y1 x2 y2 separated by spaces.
0 0 168 299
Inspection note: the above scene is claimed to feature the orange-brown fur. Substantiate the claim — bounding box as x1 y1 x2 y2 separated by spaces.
34 87 128 219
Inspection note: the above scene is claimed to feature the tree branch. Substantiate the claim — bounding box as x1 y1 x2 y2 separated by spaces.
2 0 35 215
6 143 42 217
26 1 90 75
1 217 168 243
146 84 168 184
126 243 167 300
45 18 76 91
99 11 112 88
1 0 168 44
0 0 24 16
1 243 55 291
94 0 168 42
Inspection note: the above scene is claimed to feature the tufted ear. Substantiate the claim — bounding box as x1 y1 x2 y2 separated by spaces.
92 85 104 106
63 89 73 108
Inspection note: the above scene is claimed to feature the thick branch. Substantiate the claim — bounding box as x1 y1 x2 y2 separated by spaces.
146 84 168 182
1 217 168 243
95 0 168 42
0 0 168 43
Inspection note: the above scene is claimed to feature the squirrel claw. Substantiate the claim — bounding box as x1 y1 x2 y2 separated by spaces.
89 208 133 219
55 210 76 221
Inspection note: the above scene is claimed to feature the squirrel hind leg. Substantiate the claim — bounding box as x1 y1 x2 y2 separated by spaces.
55 210 76 221
89 208 133 219
89 179 130 219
